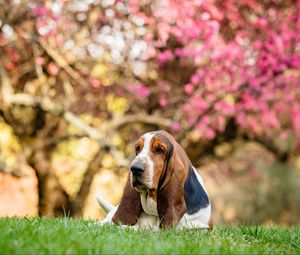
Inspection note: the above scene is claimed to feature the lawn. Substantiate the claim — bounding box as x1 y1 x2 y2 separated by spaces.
0 217 299 255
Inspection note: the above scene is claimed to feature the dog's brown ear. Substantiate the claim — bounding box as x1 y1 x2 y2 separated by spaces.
157 142 189 228
112 174 142 225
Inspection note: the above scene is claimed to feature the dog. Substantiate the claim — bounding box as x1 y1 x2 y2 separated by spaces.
97 130 212 229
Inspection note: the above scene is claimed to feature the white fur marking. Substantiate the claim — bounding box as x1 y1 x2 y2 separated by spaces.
178 204 211 229
134 133 155 186
140 192 158 216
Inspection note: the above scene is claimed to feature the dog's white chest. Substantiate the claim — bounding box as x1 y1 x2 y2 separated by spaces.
140 192 158 216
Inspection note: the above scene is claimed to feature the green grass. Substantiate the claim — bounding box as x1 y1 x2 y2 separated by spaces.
0 217 299 255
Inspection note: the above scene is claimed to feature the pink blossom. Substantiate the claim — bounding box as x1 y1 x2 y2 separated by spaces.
191 74 200 84
159 97 168 107
143 33 154 42
174 48 183 57
184 83 194 95
205 127 216 140
36 57 45 65
32 7 48 17
48 62 59 76
157 50 174 66
171 122 182 132
127 83 151 99
193 99 208 112
137 86 151 98
90 78 101 88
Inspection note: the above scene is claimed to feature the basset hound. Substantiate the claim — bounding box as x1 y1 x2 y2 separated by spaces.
97 130 212 229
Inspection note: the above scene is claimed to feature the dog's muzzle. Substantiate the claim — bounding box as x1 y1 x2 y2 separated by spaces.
130 161 148 190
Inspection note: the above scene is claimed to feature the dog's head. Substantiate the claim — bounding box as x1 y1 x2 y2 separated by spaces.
129 131 175 192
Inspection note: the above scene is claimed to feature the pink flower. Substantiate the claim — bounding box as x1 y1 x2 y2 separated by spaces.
90 78 101 88
157 50 174 66
32 7 47 17
36 57 45 65
48 62 59 76
191 98 208 112
143 33 154 42
137 86 151 98
159 97 168 107
204 127 216 140
191 74 200 84
262 111 280 129
184 83 194 94
171 122 182 132
127 83 151 99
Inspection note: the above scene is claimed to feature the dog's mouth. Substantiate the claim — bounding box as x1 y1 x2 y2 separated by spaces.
131 176 148 192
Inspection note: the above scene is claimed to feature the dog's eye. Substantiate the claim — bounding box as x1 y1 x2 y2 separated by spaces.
136 145 141 154
155 146 164 154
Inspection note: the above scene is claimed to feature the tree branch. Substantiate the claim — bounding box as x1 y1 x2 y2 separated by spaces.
252 136 289 162
107 114 172 129
37 39 89 88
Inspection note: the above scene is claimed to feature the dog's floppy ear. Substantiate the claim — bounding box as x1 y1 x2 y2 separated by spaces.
112 174 142 225
157 136 189 228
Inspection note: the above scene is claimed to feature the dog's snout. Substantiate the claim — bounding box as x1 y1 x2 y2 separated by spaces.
130 162 145 175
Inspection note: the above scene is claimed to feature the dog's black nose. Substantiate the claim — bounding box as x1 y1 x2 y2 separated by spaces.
130 162 145 175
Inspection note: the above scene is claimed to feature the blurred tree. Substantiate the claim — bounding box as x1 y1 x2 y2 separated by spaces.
0 0 299 217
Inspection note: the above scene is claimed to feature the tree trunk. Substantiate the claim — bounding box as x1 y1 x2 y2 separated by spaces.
28 146 72 216
70 149 104 217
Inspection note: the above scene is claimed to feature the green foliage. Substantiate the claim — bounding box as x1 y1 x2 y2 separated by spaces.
0 218 299 255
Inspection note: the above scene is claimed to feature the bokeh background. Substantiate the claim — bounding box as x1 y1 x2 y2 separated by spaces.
0 0 300 225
